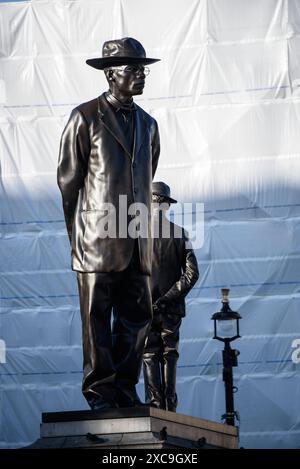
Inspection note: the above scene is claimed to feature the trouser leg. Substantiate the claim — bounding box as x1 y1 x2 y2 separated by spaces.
77 272 116 407
143 324 165 409
161 314 182 412
112 250 152 406
163 355 178 412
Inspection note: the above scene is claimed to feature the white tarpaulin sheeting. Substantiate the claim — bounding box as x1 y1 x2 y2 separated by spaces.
1 0 300 448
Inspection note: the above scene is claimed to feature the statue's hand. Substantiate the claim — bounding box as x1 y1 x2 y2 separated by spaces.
154 296 170 313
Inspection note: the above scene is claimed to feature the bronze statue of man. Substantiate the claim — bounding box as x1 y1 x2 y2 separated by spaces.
143 182 199 412
57 38 160 411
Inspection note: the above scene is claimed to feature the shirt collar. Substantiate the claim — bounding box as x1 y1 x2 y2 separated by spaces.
105 91 136 112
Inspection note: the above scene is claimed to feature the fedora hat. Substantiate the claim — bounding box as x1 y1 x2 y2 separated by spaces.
152 181 177 204
86 37 160 70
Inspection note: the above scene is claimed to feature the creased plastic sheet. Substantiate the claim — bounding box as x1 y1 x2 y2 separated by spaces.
1 0 300 448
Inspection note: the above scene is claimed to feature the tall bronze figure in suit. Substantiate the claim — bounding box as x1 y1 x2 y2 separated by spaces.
143 182 199 412
57 38 160 411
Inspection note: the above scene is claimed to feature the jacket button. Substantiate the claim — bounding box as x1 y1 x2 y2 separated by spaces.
134 188 138 194
132 162 136 168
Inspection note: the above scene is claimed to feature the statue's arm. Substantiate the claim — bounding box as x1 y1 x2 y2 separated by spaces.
151 119 160 178
162 231 199 304
57 109 90 242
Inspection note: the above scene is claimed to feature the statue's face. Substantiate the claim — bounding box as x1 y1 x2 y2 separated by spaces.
107 65 147 97
152 195 170 212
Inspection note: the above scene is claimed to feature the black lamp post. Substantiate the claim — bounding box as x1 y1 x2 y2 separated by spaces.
211 288 241 426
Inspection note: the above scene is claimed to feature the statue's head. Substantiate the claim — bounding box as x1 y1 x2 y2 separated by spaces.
152 182 177 211
86 37 160 98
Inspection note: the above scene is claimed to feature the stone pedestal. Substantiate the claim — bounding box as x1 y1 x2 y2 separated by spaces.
27 407 239 449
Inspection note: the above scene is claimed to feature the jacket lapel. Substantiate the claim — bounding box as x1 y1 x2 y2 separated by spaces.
97 94 132 158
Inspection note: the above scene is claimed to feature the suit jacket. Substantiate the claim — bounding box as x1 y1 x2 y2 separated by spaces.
57 93 160 274
151 212 199 317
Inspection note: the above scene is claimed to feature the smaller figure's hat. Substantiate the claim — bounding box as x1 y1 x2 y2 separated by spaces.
86 37 160 70
152 181 177 204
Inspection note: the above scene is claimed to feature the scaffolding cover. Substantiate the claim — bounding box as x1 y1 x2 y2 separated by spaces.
1 0 300 448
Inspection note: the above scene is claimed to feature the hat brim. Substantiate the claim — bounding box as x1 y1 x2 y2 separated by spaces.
152 192 177 204
86 56 160 70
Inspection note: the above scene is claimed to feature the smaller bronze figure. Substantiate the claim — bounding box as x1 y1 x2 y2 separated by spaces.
143 182 199 411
